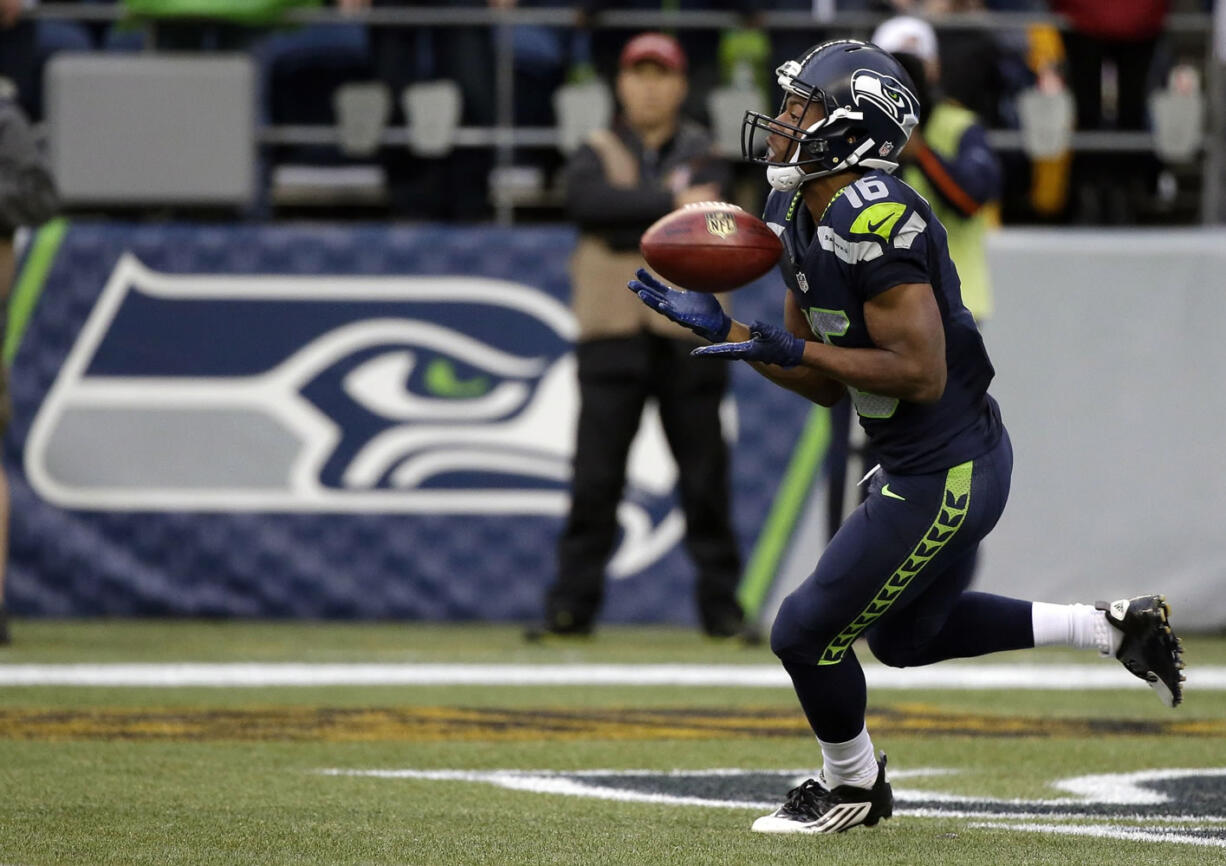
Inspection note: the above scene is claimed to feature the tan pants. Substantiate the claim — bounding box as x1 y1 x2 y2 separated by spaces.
569 235 730 343
569 236 699 342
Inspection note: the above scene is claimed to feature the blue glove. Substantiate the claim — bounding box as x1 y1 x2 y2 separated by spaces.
627 269 731 342
691 320 806 368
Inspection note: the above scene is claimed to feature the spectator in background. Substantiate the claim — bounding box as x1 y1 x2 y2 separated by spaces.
0 0 128 120
1054 0 1168 133
0 1 40 118
510 0 572 128
766 0 831 88
257 3 371 158
925 0 1015 127
866 0 1034 129
578 0 758 126
1051 0 1170 223
0 77 59 644
339 0 502 220
527 33 751 642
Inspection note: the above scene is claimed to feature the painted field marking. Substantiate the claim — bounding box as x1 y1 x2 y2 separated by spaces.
315 766 1226 849
970 822 1226 848
0 662 1222 689
1 704 1214 741
317 766 957 812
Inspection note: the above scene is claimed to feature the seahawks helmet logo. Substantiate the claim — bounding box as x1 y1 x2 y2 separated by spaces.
850 69 920 134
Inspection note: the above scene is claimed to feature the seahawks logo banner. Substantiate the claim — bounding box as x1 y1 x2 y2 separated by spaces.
4 223 801 619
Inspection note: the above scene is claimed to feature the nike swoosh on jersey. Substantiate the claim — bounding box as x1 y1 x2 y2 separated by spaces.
881 484 906 501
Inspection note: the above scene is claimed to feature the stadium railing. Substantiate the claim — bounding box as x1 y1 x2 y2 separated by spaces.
25 3 1226 225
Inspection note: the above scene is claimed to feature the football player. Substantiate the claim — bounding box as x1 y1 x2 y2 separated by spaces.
628 39 1185 835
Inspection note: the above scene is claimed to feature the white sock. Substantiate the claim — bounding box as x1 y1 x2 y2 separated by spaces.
1031 602 1119 656
818 725 878 790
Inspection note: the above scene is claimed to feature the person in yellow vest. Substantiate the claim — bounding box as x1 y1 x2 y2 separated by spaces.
871 15 1001 325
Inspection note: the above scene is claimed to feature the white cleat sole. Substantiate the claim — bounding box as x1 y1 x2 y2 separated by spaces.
751 801 874 834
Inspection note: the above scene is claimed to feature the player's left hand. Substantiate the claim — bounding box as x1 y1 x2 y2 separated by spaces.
691 320 805 368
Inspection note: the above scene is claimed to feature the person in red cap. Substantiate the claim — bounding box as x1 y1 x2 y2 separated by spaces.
618 31 688 74
526 32 755 644
578 1 758 123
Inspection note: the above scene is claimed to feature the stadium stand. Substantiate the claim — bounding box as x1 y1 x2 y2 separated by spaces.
4 0 1223 225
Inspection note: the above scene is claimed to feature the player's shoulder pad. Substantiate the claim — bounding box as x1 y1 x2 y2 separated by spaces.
825 172 928 257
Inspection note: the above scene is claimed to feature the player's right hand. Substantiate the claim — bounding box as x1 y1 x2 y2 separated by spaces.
691 320 806 368
628 269 731 342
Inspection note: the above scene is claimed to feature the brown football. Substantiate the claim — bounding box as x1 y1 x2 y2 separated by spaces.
640 202 783 293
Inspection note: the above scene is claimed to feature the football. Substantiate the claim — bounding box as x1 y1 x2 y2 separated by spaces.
640 202 783 293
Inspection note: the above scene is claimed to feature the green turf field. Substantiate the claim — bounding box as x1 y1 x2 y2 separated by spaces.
0 621 1223 865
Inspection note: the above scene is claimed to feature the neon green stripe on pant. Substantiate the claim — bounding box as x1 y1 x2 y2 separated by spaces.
818 459 974 666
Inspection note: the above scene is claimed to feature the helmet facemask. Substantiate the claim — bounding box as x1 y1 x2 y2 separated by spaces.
741 61 857 191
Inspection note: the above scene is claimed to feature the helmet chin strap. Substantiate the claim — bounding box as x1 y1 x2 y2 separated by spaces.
765 163 810 192
765 118 827 192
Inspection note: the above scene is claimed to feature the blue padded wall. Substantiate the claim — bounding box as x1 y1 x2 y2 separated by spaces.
5 223 807 623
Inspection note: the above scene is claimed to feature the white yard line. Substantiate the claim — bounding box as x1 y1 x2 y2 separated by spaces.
969 821 1226 849
0 662 1221 689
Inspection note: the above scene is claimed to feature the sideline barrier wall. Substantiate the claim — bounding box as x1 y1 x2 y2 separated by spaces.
978 230 1226 630
756 229 1226 632
7 224 1225 629
4 223 800 623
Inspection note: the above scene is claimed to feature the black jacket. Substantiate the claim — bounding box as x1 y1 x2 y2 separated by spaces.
563 118 728 251
0 91 59 240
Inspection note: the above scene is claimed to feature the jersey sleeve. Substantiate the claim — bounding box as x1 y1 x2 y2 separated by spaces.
826 182 932 302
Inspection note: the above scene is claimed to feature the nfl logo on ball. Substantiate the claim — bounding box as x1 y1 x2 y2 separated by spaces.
705 212 738 238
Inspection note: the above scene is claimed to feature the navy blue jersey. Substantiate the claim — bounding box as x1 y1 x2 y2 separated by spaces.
762 170 1001 474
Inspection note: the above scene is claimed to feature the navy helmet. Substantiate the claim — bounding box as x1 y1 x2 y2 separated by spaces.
742 39 921 192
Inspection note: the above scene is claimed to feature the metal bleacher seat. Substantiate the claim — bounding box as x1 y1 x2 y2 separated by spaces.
46 53 256 208
1149 66 1205 165
552 79 612 156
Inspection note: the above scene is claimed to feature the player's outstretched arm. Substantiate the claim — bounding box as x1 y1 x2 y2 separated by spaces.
803 282 946 403
694 284 945 405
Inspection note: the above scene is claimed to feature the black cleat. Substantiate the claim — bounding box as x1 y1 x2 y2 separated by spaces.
752 754 893 834
1097 595 1185 708
701 603 764 647
703 618 764 647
